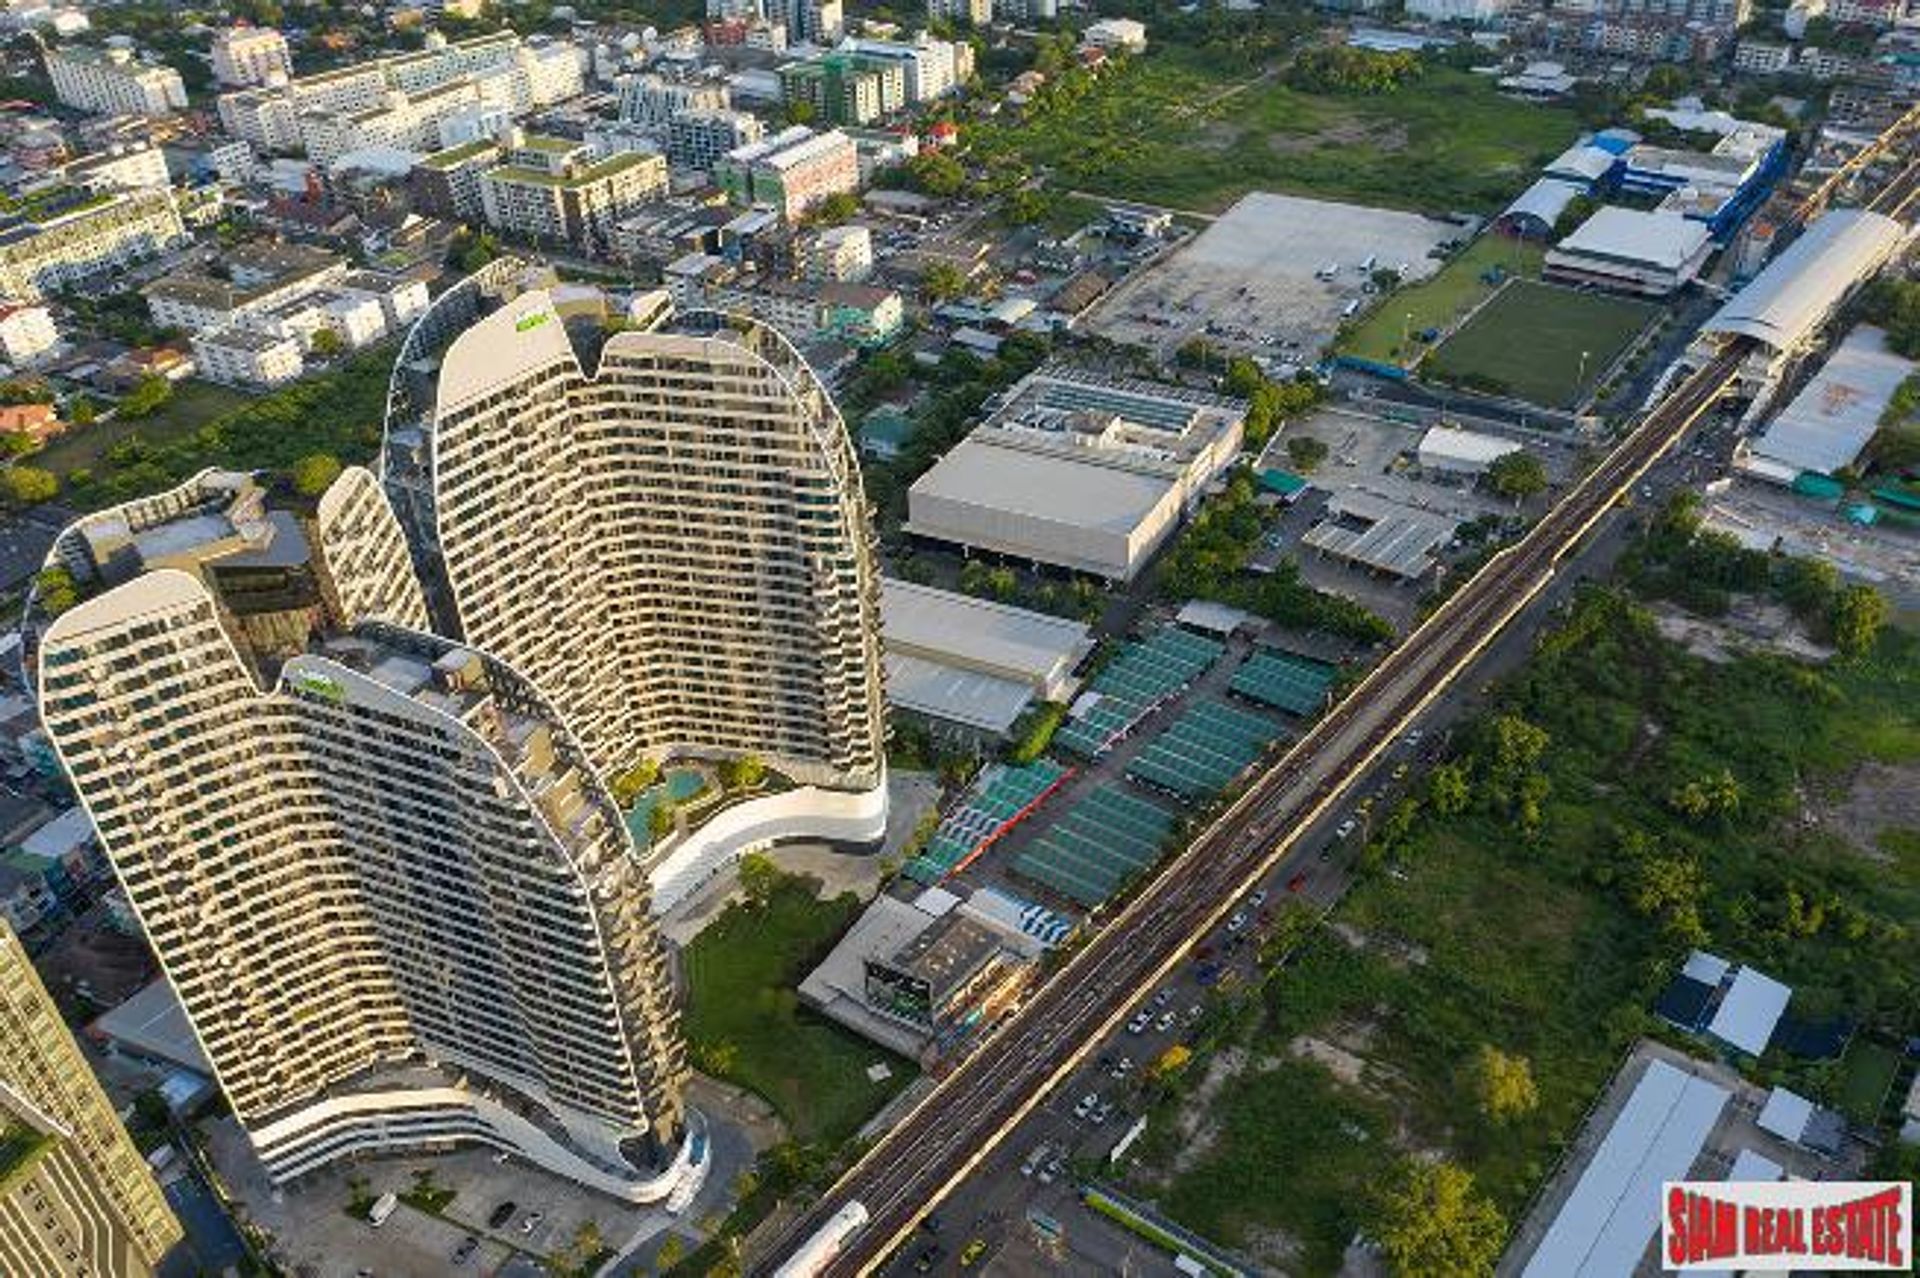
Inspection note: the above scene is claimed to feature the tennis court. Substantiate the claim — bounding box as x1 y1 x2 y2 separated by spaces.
1011 783 1176 909
905 759 1071 884
1127 699 1278 800
1055 629 1225 760
1230 649 1337 717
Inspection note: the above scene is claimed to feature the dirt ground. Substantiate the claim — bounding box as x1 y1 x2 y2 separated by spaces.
35 903 156 1010
1649 598 1834 665
1808 758 1920 859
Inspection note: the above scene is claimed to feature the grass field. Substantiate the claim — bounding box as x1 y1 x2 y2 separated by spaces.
1837 1041 1901 1122
1342 236 1546 365
680 877 913 1145
976 56 1580 216
34 380 251 479
1422 279 1657 408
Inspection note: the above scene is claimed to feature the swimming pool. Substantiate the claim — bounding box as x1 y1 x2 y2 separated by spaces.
624 766 708 844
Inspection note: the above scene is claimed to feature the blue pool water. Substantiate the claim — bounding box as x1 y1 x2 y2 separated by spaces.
623 766 708 843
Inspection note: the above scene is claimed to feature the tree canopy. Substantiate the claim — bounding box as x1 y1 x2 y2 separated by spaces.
1371 1159 1506 1278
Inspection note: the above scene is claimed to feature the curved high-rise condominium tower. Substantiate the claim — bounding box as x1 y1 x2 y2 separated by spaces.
396 288 889 910
33 468 694 1199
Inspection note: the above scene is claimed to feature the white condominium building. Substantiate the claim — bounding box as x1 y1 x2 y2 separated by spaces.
1 920 181 1278
479 137 668 250
0 187 187 302
716 126 860 221
421 290 887 804
616 72 730 128
35 469 694 1197
210 25 292 87
43 45 187 117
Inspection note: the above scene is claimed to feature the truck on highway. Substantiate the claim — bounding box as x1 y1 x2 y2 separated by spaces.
773 1201 870 1278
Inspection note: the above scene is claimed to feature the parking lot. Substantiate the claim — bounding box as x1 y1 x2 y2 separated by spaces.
1082 192 1461 362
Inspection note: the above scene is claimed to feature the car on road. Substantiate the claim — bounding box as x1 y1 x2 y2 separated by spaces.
913 1244 943 1272
452 1236 479 1266
487 1202 517 1230
1247 889 1269 908
1226 912 1248 933
1127 1011 1152 1034
960 1238 987 1267
520 1211 543 1235
1335 818 1357 840
1155 1011 1177 1033
1073 1092 1099 1119
1288 871 1308 893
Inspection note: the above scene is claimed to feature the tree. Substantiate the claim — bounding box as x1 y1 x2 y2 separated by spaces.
1830 584 1888 658
811 191 860 225
1371 1158 1506 1278
1 465 56 506
906 150 967 198
1285 434 1329 473
34 565 77 615
290 452 342 497
783 98 817 126
609 758 661 805
656 1234 686 1271
737 851 780 906
1003 188 1052 226
922 262 968 302
1469 1045 1539 1123
117 375 173 421
720 753 766 791
310 328 345 359
1428 761 1471 817
69 395 97 426
1486 450 1547 501
648 799 678 841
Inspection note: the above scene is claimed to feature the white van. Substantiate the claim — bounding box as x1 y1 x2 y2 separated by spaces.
368 1192 399 1228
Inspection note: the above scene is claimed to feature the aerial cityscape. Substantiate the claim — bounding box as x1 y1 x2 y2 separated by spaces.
0 0 1915 1276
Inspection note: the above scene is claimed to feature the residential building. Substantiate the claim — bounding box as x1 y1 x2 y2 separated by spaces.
836 34 971 102
59 142 170 195
715 126 859 221
410 137 503 221
929 0 994 25
0 920 181 1278
1082 18 1148 52
190 326 303 385
211 26 292 87
778 53 907 126
0 301 58 366
479 135 669 249
993 0 1060 19
0 188 187 302
36 468 694 1196
143 242 346 334
616 72 730 128
43 45 186 117
667 108 764 171
1733 39 1795 74
386 288 889 909
804 223 873 281
0 402 60 444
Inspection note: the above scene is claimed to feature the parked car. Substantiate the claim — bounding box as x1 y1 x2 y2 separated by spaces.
1248 889 1269 908
1127 1011 1152 1034
1226 912 1248 933
452 1236 479 1266
487 1202 517 1230
1288 872 1308 893
1073 1092 1099 1119
1156 1011 1177 1033
961 1238 987 1267
520 1211 543 1236
913 1245 943 1272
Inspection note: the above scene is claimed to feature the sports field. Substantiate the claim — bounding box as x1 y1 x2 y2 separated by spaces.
1341 236 1546 366
1421 279 1657 409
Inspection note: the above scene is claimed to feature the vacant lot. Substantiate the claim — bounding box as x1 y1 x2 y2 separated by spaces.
978 56 1580 216
1341 235 1546 366
35 380 251 479
679 877 913 1145
1422 279 1656 408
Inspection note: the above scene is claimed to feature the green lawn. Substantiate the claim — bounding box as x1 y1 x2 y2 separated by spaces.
35 379 251 479
1837 1041 1901 1123
1422 279 1658 408
977 56 1580 215
1341 236 1545 366
679 878 913 1145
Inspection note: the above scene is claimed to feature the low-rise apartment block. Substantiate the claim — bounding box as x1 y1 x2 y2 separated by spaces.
779 52 907 126
0 187 186 302
664 252 904 345
211 25 292 87
143 242 346 333
617 71 730 127
410 137 502 221
715 126 859 221
479 134 669 248
190 325 303 386
668 108 764 172
804 223 874 281
43 45 186 117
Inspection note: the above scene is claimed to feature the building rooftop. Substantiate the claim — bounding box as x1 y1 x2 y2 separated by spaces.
883 653 1034 734
417 138 499 170
486 149 661 189
1703 209 1907 352
887 911 1006 999
1750 325 1912 476
909 433 1175 536
1554 207 1712 271
881 577 1092 695
1705 964 1791 1056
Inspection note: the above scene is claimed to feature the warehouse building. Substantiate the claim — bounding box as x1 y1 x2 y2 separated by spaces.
906 372 1246 581
1745 326 1914 478
1545 206 1714 296
881 578 1093 742
1416 424 1522 477
1302 490 1457 580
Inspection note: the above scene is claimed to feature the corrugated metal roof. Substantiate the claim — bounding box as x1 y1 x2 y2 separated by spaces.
1502 177 1585 230
1703 210 1907 351
1520 1059 1730 1278
1751 325 1913 475
1707 966 1791 1056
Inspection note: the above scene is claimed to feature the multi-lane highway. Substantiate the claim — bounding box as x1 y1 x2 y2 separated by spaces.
755 340 1750 1277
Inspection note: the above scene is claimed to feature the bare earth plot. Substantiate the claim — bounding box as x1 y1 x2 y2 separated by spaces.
1083 191 1457 360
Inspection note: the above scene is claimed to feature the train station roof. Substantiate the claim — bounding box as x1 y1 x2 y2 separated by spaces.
1702 210 1907 353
